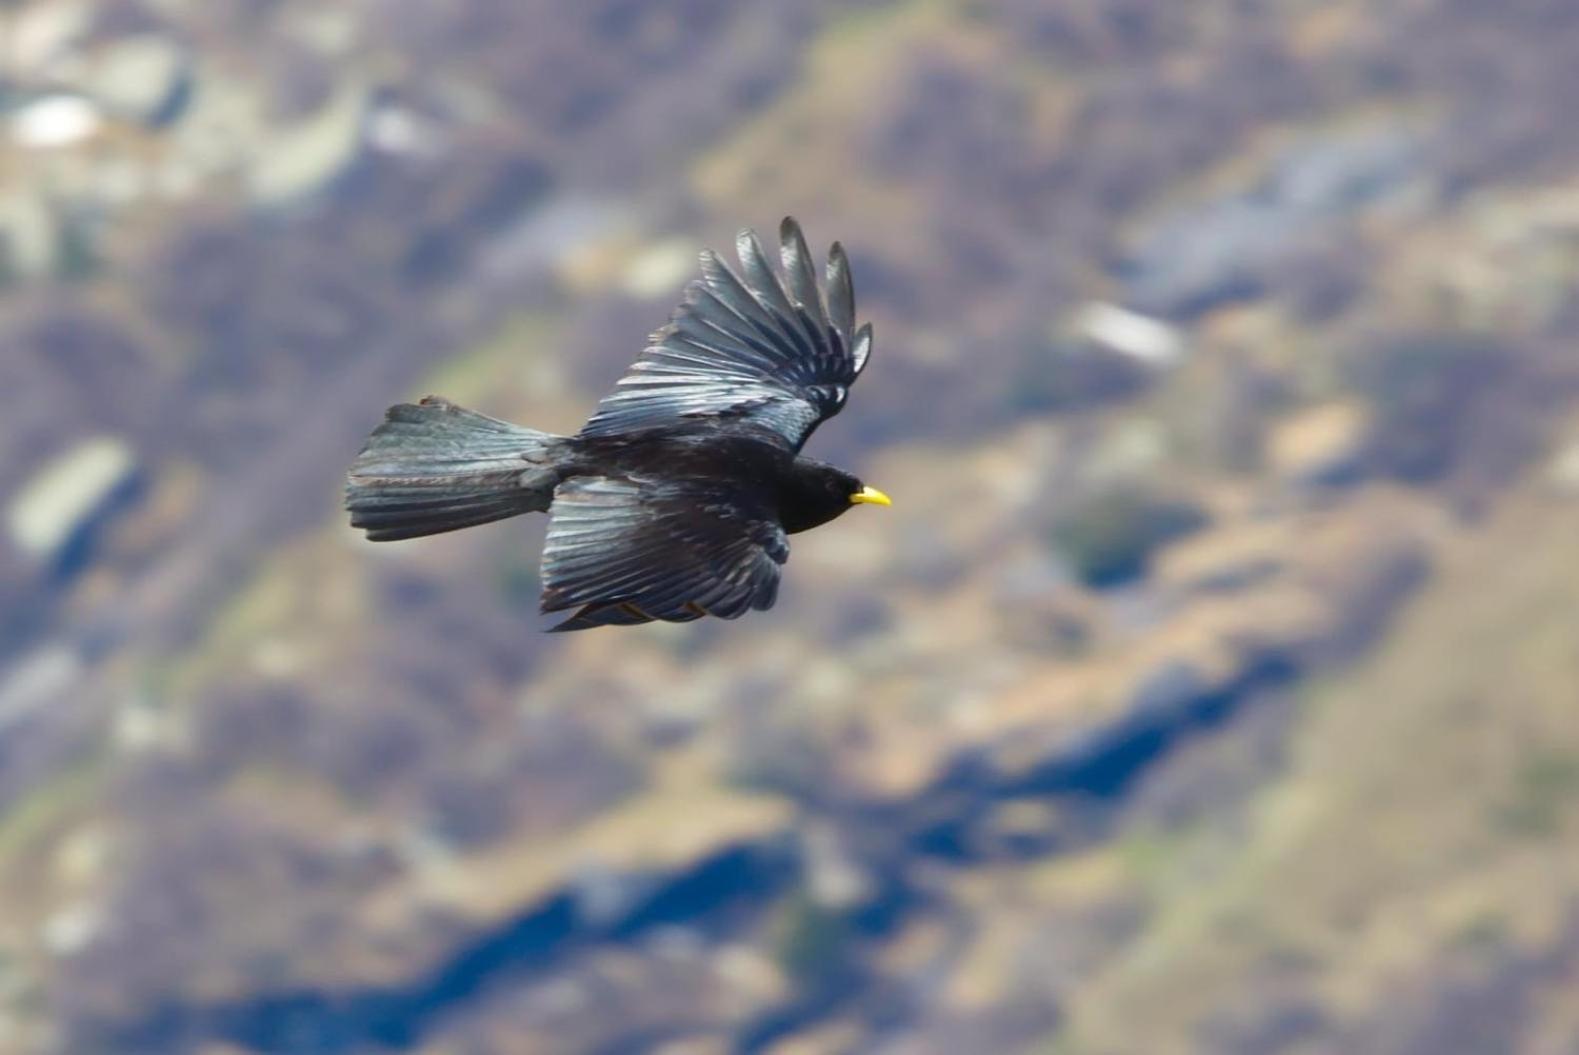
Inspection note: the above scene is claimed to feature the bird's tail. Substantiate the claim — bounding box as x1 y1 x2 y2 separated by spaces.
346 397 563 541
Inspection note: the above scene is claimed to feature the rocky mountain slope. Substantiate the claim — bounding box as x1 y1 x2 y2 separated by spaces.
2 1 1579 1053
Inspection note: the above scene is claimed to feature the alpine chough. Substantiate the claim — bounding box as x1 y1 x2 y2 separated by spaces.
346 218 889 631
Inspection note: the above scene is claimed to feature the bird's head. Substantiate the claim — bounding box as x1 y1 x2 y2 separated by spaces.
781 461 891 534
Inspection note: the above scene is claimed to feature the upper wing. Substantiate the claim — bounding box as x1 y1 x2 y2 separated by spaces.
539 475 789 632
578 217 873 452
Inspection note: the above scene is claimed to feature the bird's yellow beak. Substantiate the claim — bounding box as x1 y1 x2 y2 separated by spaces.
850 485 892 507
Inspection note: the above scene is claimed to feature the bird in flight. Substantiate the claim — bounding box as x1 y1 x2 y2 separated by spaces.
346 217 889 631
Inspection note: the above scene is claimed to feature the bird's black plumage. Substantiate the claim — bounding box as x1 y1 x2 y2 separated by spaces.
346 218 885 631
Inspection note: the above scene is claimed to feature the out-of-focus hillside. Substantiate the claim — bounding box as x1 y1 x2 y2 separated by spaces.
2 1 1579 1053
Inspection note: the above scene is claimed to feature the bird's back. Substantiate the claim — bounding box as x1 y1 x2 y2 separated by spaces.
563 422 796 492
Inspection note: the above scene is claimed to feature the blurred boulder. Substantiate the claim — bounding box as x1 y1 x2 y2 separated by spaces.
69 34 192 126
1268 400 1368 488
6 438 142 581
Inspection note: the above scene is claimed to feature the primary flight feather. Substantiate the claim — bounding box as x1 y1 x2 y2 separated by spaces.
345 218 888 631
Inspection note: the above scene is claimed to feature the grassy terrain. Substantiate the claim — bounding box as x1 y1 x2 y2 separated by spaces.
1049 483 1579 1053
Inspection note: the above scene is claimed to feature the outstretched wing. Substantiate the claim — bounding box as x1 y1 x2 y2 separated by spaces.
539 475 789 632
579 217 873 452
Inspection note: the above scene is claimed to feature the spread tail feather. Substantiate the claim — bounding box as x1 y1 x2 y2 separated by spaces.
346 397 562 541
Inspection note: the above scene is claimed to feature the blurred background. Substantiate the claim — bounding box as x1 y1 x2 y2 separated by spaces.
2 1 1579 1052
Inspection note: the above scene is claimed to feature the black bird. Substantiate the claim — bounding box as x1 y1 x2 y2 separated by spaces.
346 218 889 631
